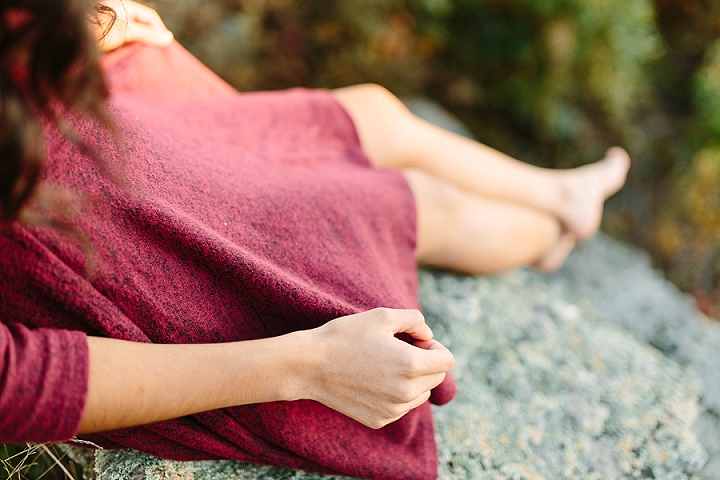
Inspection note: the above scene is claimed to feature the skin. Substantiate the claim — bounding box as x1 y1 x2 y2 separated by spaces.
331 84 630 274
80 309 453 432
77 1 629 434
95 0 173 52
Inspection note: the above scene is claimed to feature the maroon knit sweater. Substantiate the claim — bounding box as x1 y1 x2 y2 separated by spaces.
0 42 455 479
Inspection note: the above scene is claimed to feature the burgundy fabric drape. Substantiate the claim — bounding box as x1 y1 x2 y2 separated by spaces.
0 42 454 480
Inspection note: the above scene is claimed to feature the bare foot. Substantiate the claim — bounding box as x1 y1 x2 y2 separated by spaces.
532 232 576 273
556 147 630 241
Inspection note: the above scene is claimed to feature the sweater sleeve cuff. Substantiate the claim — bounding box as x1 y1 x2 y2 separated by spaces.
0 323 89 443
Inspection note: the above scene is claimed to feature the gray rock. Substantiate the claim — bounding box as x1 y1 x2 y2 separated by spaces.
549 235 720 479
66 234 714 479
422 265 706 480
693 412 720 479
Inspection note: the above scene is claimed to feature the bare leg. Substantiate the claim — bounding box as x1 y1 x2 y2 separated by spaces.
405 169 564 274
332 85 630 241
532 232 577 273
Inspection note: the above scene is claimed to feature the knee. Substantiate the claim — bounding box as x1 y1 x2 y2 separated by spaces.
340 83 407 112
334 83 413 130
333 84 417 168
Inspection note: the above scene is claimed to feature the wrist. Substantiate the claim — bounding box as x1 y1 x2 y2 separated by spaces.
266 329 322 403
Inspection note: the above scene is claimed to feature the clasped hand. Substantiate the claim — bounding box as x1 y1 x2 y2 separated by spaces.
293 308 455 429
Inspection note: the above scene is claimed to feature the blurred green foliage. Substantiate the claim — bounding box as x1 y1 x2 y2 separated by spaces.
5 4 720 477
8 2 720 478
153 0 661 161
152 0 720 314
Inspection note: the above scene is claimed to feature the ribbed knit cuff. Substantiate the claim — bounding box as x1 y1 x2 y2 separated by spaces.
0 323 89 443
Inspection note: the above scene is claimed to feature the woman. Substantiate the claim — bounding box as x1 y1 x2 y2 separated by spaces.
0 1 629 479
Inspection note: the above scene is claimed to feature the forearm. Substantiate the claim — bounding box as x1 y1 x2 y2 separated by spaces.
77 308 454 434
78 332 308 433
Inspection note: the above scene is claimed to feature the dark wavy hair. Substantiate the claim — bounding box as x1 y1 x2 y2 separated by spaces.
0 0 114 226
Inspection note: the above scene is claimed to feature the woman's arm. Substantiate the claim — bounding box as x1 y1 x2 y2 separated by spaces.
79 308 454 433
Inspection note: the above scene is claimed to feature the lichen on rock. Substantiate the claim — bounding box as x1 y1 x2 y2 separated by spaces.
422 265 707 479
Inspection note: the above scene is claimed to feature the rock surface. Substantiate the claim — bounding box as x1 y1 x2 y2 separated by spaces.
67 234 718 479
555 235 720 480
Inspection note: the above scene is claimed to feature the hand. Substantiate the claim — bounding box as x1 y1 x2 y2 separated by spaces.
96 0 174 53
295 308 455 429
75 308 452 435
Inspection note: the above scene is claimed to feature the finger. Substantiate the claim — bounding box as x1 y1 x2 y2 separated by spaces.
384 390 432 427
404 389 432 412
425 339 455 369
411 338 440 350
385 309 433 342
402 340 455 375
417 371 447 393
125 1 168 29
97 24 128 53
125 20 174 47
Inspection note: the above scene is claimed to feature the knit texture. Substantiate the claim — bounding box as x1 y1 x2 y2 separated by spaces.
0 42 455 480
0 323 88 442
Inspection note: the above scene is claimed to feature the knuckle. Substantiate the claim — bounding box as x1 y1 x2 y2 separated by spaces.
368 418 386 430
373 307 394 324
387 403 406 418
399 355 422 377
431 372 447 389
410 309 426 324
391 385 417 404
